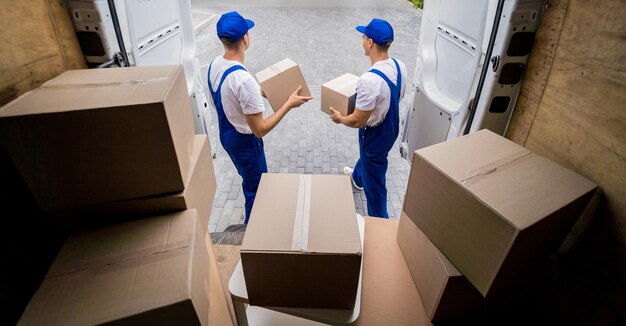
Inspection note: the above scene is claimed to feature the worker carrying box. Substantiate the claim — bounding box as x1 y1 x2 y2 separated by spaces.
207 12 312 224
329 18 408 219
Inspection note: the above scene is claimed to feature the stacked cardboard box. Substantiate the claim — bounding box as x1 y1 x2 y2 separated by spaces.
19 210 209 325
52 134 217 231
0 65 195 211
397 129 597 322
19 209 233 325
0 66 234 325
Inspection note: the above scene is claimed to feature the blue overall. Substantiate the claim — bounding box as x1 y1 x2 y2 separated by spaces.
208 62 268 224
352 58 402 218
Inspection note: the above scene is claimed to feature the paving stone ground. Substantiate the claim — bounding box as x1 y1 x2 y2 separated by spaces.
191 0 422 232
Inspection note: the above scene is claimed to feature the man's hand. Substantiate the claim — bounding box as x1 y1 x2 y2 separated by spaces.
286 86 312 109
246 86 312 138
331 107 372 128
330 107 343 124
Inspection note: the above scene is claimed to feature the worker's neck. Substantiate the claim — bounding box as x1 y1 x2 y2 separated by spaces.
369 51 389 66
223 49 245 64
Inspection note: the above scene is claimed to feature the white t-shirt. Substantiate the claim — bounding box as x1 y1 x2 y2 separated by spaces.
355 58 408 127
208 56 265 134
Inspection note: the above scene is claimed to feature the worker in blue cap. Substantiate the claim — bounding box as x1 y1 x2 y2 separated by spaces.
330 18 407 218
207 11 312 223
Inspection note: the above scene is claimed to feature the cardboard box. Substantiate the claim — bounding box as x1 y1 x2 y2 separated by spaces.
240 173 361 309
256 58 311 112
52 135 217 232
0 65 195 211
321 73 359 116
19 209 210 326
357 217 431 326
397 211 483 321
403 129 598 296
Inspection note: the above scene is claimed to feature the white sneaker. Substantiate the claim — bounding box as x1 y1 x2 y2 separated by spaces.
343 167 363 191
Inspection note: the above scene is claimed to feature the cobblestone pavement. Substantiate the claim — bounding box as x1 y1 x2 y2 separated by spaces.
191 0 422 232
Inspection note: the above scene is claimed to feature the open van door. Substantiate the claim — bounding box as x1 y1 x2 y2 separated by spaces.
400 0 546 159
116 0 216 154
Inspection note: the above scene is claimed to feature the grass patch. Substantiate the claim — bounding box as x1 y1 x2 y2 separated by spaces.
409 0 423 9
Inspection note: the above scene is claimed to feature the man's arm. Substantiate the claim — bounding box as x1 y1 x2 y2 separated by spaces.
330 76 376 128
329 107 373 129
245 86 312 138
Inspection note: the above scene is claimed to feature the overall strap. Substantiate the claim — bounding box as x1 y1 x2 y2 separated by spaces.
368 57 402 97
207 60 216 95
368 69 395 88
217 65 248 92
392 57 401 95
363 58 402 132
207 62 248 95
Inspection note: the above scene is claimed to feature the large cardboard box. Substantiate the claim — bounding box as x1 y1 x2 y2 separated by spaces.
397 211 483 321
52 135 217 232
321 73 359 116
403 129 598 296
240 173 362 309
256 58 311 112
0 65 195 211
19 209 210 326
357 217 431 326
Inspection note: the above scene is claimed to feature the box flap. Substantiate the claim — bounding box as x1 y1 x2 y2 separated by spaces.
241 174 300 252
241 174 361 255
400 211 460 276
359 217 431 325
308 174 361 254
255 58 297 83
322 73 359 97
396 212 487 321
0 66 181 117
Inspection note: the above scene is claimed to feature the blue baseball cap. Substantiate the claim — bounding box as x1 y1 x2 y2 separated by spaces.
356 18 394 46
217 11 255 42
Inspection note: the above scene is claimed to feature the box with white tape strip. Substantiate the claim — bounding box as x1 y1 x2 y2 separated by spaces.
240 173 362 309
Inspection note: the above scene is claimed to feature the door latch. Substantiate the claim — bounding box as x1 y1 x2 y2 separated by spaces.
491 55 500 72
